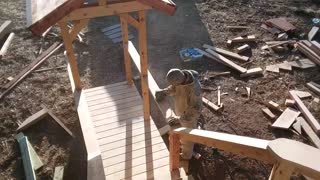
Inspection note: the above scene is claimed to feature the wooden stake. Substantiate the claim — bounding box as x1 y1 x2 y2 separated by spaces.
59 22 82 91
217 86 221 106
120 15 132 86
138 10 150 121
0 32 15 58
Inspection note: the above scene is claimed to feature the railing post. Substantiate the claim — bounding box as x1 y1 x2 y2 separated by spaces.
120 15 133 86
169 132 180 171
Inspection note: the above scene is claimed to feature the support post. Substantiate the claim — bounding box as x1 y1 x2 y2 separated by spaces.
169 133 180 172
59 22 82 91
138 10 150 121
120 15 133 86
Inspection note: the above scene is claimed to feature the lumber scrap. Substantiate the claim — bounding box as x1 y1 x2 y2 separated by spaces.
202 97 222 111
307 82 320 96
16 133 38 180
266 65 280 73
289 90 320 135
47 110 74 137
236 44 250 53
292 118 302 134
0 32 15 58
205 49 247 73
53 166 64 180
0 43 63 99
289 59 316 69
203 44 249 62
17 108 49 132
265 18 296 32
240 67 263 77
0 20 12 40
297 41 320 65
231 35 256 43
285 99 295 107
261 23 281 35
294 90 312 99
272 107 301 129
226 25 250 29
300 117 320 148
267 101 283 112
311 41 320 56
308 26 319 41
217 86 221 106
262 108 276 120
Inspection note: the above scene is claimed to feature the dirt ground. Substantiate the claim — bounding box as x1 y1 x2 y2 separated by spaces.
0 0 320 180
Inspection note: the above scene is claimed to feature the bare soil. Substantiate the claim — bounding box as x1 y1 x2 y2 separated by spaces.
0 0 320 180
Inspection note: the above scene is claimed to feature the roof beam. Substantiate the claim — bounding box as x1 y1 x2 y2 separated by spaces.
60 1 151 22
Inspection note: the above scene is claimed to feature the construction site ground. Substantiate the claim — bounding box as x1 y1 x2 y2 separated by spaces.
1 0 320 179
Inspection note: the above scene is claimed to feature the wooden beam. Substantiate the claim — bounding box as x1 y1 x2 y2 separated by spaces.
119 13 140 29
53 166 64 180
61 1 151 22
47 111 74 138
307 82 320 96
120 16 133 86
272 107 301 129
137 0 177 15
169 133 180 172
173 128 275 163
138 10 150 121
69 19 89 41
300 117 320 148
289 90 320 135
59 22 82 91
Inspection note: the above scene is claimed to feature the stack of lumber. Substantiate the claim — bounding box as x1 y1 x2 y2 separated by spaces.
297 40 320 66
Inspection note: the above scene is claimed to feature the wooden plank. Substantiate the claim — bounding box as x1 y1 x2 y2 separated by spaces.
266 65 280 73
85 83 137 97
96 121 157 140
272 107 301 129
88 96 141 111
85 88 137 101
137 0 177 15
126 166 189 180
262 108 276 120
173 128 274 163
102 142 167 167
104 149 169 175
205 49 247 73
231 35 256 43
0 43 62 100
138 10 150 121
99 130 161 152
285 99 295 107
300 117 320 148
17 108 49 132
101 136 164 159
308 26 319 41
94 116 145 133
0 20 12 40
59 22 82 91
294 90 312 99
53 166 64 180
48 111 74 137
307 82 320 96
93 111 144 127
85 81 127 92
297 42 320 65
120 16 133 85
289 59 316 69
289 90 320 135
169 133 180 171
267 101 282 112
61 2 151 22
3 42 61 89
91 105 143 121
0 32 15 58
203 44 249 62
105 157 169 179
266 18 296 32
16 133 36 180
267 138 320 180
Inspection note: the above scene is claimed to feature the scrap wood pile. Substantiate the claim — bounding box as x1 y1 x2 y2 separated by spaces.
195 17 320 150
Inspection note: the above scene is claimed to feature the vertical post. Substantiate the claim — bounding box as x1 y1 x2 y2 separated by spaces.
169 133 180 172
120 15 133 86
59 22 82 91
138 10 150 121
268 163 293 180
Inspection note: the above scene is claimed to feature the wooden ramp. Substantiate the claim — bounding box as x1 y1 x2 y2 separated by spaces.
81 81 188 180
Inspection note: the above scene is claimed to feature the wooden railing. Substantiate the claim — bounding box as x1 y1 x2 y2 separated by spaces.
169 128 320 180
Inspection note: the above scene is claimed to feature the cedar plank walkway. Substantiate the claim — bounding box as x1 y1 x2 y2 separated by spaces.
82 81 183 179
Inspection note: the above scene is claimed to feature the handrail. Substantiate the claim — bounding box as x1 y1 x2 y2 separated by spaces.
169 127 276 171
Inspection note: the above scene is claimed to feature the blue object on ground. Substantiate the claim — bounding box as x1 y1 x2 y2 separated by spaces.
179 48 204 62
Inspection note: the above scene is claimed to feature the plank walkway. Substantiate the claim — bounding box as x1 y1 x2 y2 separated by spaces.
82 81 187 180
